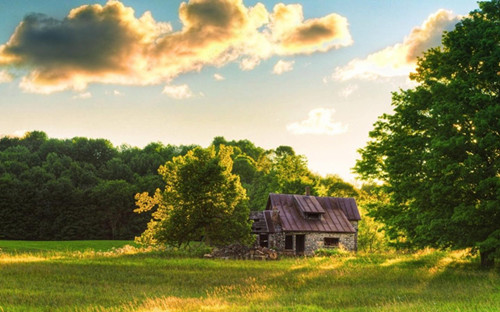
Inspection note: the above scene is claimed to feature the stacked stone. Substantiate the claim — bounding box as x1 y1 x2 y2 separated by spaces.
204 244 278 260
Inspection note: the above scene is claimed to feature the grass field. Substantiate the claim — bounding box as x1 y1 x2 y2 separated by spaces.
0 241 498 311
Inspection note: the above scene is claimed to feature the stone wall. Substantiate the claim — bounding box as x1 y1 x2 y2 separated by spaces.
304 232 356 254
350 220 358 251
266 232 357 255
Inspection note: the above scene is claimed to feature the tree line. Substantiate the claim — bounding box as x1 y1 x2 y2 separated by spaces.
0 131 373 242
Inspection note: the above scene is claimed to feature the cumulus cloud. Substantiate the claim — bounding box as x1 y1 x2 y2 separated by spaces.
339 84 358 98
213 73 225 81
269 4 352 55
287 108 348 135
0 70 12 83
239 57 262 71
272 60 294 75
72 92 92 99
0 0 353 93
332 10 460 81
162 84 193 99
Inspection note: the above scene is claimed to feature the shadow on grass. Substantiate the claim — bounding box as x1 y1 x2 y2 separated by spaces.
0 250 498 312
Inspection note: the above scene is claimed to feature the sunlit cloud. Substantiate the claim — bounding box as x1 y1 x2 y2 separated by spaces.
332 10 460 81
287 108 348 135
272 60 294 75
0 70 12 83
162 84 193 99
213 73 225 81
269 4 353 55
72 92 92 99
0 0 353 94
239 57 261 71
339 84 358 98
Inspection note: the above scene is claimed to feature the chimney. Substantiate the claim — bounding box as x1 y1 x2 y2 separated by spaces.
305 186 311 196
271 206 280 223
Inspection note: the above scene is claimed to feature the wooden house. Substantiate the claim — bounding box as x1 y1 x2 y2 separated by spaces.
250 193 361 255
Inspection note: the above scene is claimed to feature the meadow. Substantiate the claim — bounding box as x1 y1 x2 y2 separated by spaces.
0 241 498 312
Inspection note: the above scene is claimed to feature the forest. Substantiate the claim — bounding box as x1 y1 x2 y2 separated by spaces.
0 131 366 241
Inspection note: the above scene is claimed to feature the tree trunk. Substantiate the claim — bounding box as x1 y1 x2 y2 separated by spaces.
480 250 495 268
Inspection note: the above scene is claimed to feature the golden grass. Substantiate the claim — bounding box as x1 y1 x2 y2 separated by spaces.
0 242 498 312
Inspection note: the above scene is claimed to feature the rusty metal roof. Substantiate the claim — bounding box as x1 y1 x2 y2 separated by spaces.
293 195 325 214
265 193 360 233
250 210 276 233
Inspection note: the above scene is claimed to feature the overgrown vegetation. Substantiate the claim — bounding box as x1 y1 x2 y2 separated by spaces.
0 241 498 311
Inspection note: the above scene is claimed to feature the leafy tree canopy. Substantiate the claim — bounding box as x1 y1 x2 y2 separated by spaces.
354 0 499 267
135 145 253 247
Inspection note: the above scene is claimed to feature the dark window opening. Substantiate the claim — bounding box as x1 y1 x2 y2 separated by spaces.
259 234 269 248
285 235 293 250
305 212 321 220
324 237 339 247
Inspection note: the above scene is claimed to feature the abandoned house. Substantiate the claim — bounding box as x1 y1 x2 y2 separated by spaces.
250 192 361 255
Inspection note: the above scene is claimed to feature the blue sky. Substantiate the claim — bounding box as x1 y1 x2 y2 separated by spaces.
0 0 479 181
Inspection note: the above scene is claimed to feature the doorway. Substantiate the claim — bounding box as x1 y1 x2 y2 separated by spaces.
295 234 305 255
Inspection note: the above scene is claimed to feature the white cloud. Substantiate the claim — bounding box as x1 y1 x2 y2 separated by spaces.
287 108 348 135
339 84 358 98
272 59 294 75
162 84 193 99
0 70 12 83
332 9 460 81
239 57 261 71
213 73 225 81
72 92 92 99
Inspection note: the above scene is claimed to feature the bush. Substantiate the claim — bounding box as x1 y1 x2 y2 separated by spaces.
315 246 349 257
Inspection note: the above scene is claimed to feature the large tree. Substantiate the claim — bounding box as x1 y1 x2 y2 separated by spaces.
135 145 252 247
354 1 499 267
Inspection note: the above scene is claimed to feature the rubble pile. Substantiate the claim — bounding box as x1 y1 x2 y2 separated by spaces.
204 244 278 260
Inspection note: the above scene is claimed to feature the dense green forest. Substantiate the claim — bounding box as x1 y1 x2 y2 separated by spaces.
0 131 361 241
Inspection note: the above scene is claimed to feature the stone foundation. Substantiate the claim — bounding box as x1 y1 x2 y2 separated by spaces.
261 232 356 256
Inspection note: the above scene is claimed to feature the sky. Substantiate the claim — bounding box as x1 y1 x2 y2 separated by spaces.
0 0 480 182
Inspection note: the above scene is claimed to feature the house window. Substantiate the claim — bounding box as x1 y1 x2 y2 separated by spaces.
285 235 293 250
324 237 339 247
305 212 321 220
259 234 269 248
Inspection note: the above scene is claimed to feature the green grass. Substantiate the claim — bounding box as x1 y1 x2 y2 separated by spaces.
0 241 498 311
0 240 137 254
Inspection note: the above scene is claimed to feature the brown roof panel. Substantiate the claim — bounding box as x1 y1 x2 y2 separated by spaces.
336 197 361 221
293 195 326 214
266 194 358 233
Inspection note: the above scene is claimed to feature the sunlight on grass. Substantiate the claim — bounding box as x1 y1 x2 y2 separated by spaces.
380 257 406 267
0 254 52 263
207 276 272 302
0 241 498 312
121 297 231 312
